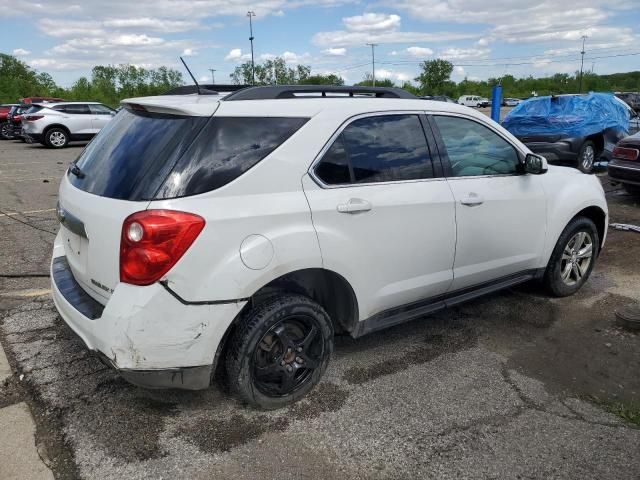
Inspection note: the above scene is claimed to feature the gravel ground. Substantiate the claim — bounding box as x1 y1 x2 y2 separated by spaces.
1 138 639 479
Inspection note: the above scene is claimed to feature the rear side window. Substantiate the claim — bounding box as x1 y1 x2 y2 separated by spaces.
69 111 307 200
54 104 90 114
156 117 308 198
315 114 434 185
89 104 115 115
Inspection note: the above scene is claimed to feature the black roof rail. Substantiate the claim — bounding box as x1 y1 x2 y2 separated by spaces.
222 85 417 101
162 84 250 96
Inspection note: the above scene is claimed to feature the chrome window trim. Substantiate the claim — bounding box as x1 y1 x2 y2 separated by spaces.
308 110 442 189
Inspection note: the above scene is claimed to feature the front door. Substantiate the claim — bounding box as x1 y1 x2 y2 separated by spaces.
429 114 547 291
303 113 456 320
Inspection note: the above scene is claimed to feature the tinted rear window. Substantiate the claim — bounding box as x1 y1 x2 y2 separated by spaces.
69 110 308 200
155 116 308 198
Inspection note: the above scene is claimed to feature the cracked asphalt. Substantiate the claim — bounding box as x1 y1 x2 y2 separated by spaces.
1 139 639 479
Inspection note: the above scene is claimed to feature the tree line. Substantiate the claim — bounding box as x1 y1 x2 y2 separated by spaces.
2 53 639 106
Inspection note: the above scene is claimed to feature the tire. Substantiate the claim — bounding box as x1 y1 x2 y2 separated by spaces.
225 294 334 409
623 183 640 196
44 128 69 148
543 217 599 297
577 140 596 173
0 121 13 140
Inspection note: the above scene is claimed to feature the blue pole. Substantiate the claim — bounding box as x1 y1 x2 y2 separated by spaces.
491 85 502 123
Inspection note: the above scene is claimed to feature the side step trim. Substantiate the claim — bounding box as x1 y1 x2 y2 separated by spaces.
351 269 542 338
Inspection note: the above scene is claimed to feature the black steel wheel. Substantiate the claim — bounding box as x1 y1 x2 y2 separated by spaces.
226 294 333 409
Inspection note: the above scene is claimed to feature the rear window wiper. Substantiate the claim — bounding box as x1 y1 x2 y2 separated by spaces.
69 162 85 179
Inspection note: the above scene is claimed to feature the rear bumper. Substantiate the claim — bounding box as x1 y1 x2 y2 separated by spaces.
24 133 44 143
608 160 640 186
50 232 246 389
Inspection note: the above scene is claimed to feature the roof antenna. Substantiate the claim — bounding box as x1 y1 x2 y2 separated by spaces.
180 56 202 95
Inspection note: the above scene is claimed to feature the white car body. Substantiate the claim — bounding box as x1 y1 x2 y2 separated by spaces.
51 88 608 392
22 101 116 147
457 95 483 107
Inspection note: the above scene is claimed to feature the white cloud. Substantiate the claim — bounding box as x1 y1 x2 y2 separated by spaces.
182 48 197 56
313 30 476 47
375 68 412 82
282 51 311 63
439 48 490 60
12 48 30 56
322 47 347 56
454 66 465 75
406 46 433 57
343 13 401 32
393 1 635 47
103 17 200 32
225 48 251 62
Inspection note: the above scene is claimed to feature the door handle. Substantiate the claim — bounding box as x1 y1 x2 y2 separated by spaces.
460 193 484 206
337 198 372 214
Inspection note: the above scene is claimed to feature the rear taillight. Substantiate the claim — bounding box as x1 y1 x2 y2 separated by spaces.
120 210 205 286
24 115 44 122
613 146 639 161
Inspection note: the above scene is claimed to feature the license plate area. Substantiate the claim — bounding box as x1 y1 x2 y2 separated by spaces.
62 224 89 276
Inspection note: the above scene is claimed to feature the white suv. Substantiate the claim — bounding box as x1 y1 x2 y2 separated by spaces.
51 86 608 409
22 102 116 148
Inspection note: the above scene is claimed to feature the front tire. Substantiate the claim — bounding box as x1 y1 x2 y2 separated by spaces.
543 217 599 297
225 294 333 409
44 128 69 148
577 140 596 173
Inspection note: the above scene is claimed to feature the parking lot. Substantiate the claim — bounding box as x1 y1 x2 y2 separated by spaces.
1 137 639 479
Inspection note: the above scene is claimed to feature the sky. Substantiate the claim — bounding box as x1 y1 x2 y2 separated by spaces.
1 0 639 87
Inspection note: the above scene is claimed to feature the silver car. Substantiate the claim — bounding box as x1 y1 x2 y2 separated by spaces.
22 102 116 148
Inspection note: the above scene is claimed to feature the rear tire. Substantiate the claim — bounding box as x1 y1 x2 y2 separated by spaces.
623 183 640 196
543 217 599 297
225 294 333 409
44 128 68 148
577 141 596 173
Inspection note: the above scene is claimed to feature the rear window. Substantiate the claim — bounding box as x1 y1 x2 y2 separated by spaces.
69 109 307 200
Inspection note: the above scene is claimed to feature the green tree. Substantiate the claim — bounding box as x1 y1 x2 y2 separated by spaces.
356 74 395 87
415 59 454 95
231 57 312 85
298 74 345 85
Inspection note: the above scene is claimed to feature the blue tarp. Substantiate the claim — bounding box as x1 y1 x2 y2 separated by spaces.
502 93 630 138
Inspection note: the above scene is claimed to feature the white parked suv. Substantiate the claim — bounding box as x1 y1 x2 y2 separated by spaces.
22 101 116 148
51 86 608 408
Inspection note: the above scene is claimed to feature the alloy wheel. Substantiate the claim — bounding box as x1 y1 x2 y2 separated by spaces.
560 231 593 286
581 145 595 171
252 315 323 397
49 131 66 147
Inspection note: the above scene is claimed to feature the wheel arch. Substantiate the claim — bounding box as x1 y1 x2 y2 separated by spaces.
572 205 607 249
43 123 71 136
585 133 604 156
211 268 359 379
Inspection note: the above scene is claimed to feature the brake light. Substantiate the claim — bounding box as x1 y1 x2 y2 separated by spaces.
613 146 639 161
25 115 44 121
120 210 205 286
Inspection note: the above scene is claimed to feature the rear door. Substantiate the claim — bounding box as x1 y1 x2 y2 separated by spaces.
428 113 547 290
55 104 94 135
303 112 456 320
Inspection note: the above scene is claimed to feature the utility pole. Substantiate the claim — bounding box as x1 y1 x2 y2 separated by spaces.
578 35 587 93
208 68 216 85
247 11 256 85
366 43 378 86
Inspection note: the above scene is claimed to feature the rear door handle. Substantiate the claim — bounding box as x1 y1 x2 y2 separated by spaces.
337 198 372 214
460 193 484 206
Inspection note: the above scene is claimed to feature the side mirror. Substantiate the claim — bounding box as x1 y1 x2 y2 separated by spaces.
523 153 548 174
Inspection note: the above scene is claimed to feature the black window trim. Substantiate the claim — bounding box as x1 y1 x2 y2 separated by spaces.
426 112 526 180
309 110 445 189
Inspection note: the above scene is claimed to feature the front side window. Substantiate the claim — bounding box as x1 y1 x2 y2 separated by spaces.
433 116 520 177
89 104 115 115
315 114 434 185
64 104 90 114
